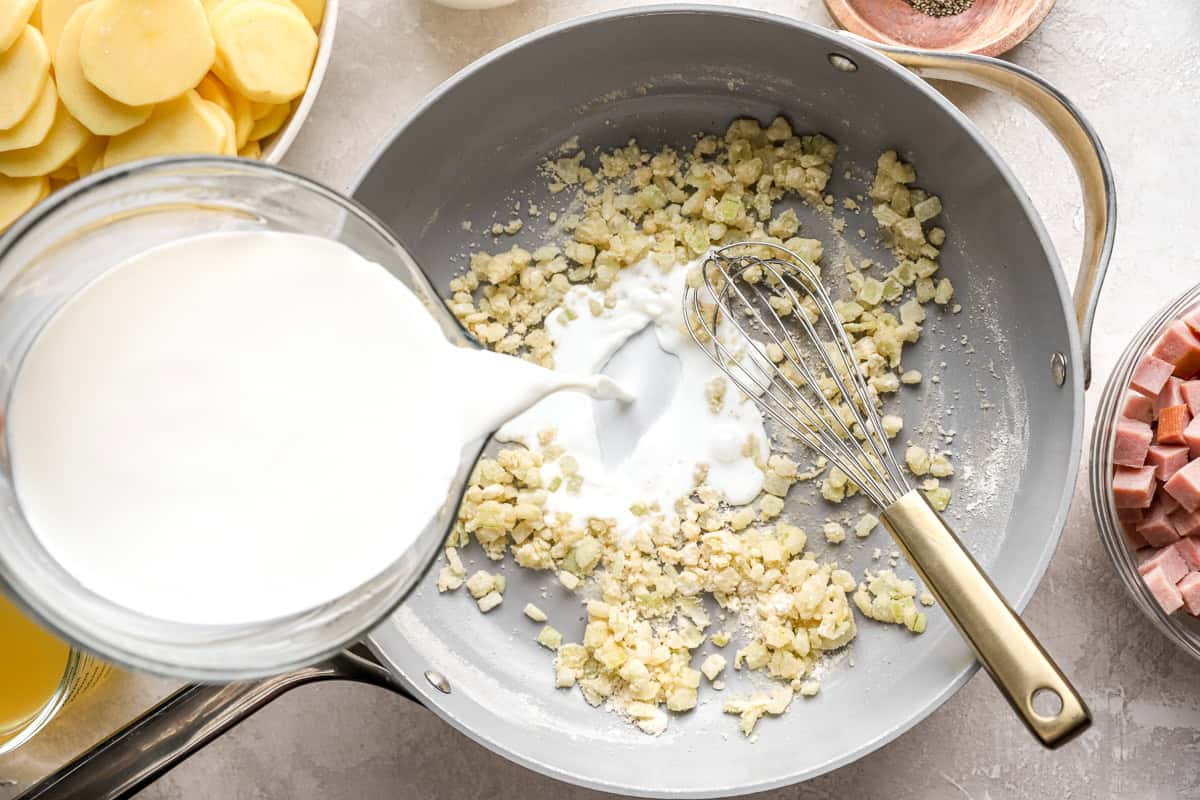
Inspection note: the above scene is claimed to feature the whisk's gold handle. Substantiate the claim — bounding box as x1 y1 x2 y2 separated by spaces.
880 490 1090 748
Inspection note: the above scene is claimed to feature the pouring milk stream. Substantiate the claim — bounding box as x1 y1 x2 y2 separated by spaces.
6 231 629 626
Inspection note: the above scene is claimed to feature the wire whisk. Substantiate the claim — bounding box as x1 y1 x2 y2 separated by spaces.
682 240 1090 748
683 241 909 508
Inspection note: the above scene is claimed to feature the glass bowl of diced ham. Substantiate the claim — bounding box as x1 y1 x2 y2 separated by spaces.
1092 290 1200 660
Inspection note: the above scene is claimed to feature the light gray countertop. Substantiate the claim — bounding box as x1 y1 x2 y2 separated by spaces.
3 0 1200 798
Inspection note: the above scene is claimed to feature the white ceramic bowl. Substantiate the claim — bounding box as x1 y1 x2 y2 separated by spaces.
260 0 339 163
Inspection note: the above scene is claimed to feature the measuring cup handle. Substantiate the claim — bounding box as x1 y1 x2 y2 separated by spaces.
854 36 1117 389
881 491 1091 747
15 650 416 800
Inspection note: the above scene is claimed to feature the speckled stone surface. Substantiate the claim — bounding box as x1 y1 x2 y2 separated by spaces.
3 1 1200 798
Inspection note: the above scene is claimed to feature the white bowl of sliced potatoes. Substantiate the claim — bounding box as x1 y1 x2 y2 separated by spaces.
0 0 336 232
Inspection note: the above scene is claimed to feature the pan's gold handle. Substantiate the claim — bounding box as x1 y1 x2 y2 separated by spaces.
858 38 1116 389
881 491 1090 747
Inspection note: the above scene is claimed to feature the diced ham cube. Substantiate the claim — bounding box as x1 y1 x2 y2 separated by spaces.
1114 419 1154 466
1123 522 1148 548
1143 565 1184 614
1165 458 1200 511
1182 381 1200 415
1157 405 1191 445
1123 392 1155 423
1118 506 1146 523
1131 354 1175 397
1184 415 1200 458
1183 306 1200 337
1150 321 1200 377
1137 545 1189 584
1170 506 1200 538
1147 444 1190 480
1175 537 1200 570
1137 498 1181 546
1154 377 1185 418
1114 465 1158 508
1178 572 1200 616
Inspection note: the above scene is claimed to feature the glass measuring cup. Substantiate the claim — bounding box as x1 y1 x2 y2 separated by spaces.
0 157 468 680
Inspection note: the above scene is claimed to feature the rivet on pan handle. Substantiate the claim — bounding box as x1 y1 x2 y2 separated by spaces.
13 649 416 800
849 35 1117 390
881 491 1090 748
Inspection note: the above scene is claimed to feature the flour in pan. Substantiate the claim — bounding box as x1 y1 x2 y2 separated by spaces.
384 603 587 738
434 122 968 736
934 269 1027 563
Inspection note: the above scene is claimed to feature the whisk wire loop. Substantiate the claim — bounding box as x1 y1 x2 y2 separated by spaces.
693 262 882 500
683 241 911 508
686 242 1092 747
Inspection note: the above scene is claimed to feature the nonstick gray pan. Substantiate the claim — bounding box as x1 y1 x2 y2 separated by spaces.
18 6 1114 799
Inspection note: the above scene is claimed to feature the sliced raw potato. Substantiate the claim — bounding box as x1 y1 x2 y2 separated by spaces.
290 0 323 28
0 102 88 177
0 26 50 129
74 134 105 175
79 0 214 106
196 73 234 118
228 87 253 148
55 4 153 136
0 0 38 52
103 90 225 169
208 0 277 22
38 0 87 57
49 161 77 181
196 72 254 148
249 100 272 120
211 0 316 103
0 74 56 153
248 101 289 142
237 139 260 159
0 174 49 232
198 98 236 155
206 0 312 30
212 0 320 28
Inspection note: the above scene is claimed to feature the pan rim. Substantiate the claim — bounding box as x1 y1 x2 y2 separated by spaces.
352 4 1084 796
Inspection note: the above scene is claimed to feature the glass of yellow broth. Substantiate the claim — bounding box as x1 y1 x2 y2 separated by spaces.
0 593 110 754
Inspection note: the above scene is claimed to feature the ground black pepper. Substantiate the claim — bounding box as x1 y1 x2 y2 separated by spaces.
907 0 975 17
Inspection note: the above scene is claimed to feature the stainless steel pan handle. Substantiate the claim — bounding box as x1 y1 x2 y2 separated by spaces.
14 650 414 800
859 37 1117 389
